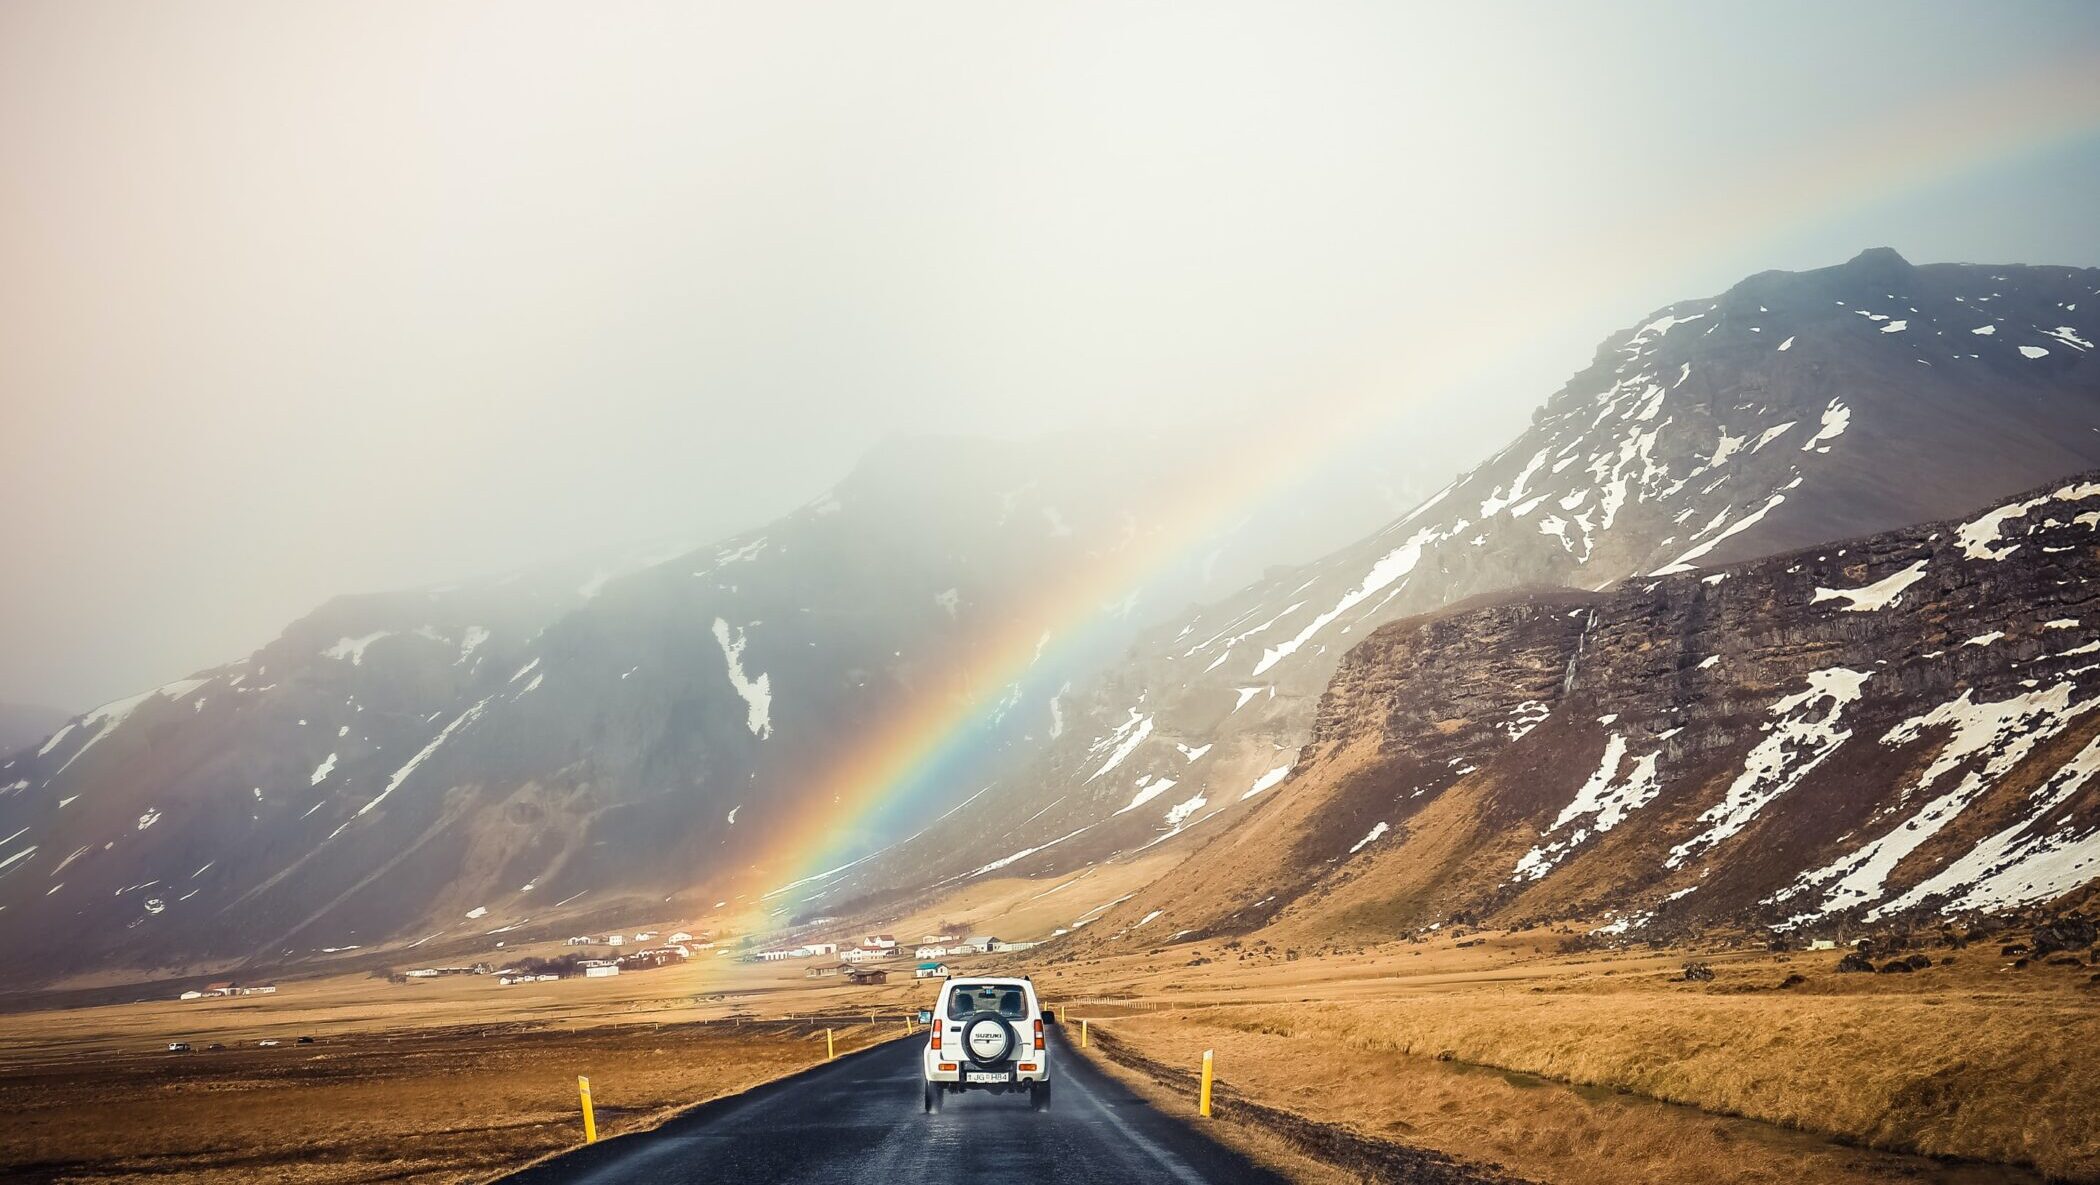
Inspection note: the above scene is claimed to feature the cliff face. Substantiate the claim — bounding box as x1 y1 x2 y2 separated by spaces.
847 250 2100 910
1076 473 2100 948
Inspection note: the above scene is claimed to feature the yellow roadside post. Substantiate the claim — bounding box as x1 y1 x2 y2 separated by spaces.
578 1076 597 1143
1080 1018 1088 1048
826 1027 835 1060
1198 1049 1214 1118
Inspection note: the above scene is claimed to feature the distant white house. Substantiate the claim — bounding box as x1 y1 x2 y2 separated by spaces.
565 936 593 946
864 934 897 950
945 942 982 956
178 990 205 1001
914 945 948 959
919 933 958 945
756 948 805 962
633 931 656 941
604 934 625 947
668 931 694 943
914 961 950 980
839 946 887 964
583 962 620 978
405 968 440 978
802 941 839 956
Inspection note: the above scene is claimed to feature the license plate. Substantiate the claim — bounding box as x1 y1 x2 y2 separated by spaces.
965 1070 1010 1084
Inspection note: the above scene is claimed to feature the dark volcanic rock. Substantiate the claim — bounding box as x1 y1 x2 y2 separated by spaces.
1081 471 2100 950
2031 915 2098 957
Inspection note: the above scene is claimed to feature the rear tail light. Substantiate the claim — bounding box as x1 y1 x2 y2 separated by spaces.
1033 1018 1045 1051
930 1022 942 1051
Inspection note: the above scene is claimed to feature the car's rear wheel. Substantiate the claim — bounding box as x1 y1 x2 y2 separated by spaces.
1030 1081 1050 1111
923 1080 942 1113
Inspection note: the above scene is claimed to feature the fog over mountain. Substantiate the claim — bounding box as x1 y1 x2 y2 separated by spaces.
5 2 2099 710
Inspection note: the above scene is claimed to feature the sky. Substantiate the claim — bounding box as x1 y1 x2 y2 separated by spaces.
3 2 2098 711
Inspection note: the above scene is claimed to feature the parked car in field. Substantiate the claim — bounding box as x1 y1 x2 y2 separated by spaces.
166 1042 192 1053
921 976 1048 1112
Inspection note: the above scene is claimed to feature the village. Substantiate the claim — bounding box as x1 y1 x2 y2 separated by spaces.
166 923 1041 1005
758 931 1042 986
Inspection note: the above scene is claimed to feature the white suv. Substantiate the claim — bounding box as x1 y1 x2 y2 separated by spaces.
921 976 1049 1112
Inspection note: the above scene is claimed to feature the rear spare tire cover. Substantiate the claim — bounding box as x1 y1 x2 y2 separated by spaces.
962 1011 1015 1065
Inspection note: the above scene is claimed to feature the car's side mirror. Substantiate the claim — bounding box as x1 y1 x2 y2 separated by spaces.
917 1009 933 1025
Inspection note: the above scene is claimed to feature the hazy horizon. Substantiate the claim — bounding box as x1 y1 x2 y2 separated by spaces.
5 1 2100 710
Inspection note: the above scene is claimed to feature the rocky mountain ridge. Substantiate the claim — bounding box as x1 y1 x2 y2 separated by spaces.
1072 470 2100 949
823 249 2100 916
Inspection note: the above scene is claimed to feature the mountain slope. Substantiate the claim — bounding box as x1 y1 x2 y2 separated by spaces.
0 432 1426 984
1080 471 2100 948
840 249 2100 910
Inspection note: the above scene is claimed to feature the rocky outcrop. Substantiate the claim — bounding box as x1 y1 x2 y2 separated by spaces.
846 250 2100 912
1074 472 2100 948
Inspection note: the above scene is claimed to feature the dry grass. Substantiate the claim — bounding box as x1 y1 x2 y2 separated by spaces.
1088 1007 2064 1185
1226 995 2096 1177
5 870 2093 1185
1048 932 2097 1183
0 947 952 1184
0 1018 899 1184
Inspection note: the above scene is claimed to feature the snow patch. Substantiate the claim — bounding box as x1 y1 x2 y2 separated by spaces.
1513 735 1662 881
1349 822 1390 854
1118 775 1177 814
1800 399 1850 450
1811 560 1929 612
1085 712 1154 783
323 632 391 665
1253 524 1444 675
712 619 773 738
1242 764 1293 800
1775 681 2099 920
1668 667 1873 868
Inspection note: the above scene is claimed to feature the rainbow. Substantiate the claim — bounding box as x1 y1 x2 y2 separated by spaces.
710 51 2100 936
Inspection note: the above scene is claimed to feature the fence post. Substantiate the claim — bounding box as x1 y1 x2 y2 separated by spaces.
1199 1049 1213 1118
827 1027 835 1060
578 1076 597 1143
1080 1018 1088 1048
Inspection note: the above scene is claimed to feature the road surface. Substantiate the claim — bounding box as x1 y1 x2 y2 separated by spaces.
503 1028 1291 1184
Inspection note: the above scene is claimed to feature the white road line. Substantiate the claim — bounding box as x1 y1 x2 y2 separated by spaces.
1062 1039 1211 1185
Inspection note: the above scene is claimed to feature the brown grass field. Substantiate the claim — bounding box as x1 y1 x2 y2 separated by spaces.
0 951 929 1184
1044 929 2095 1184
0 894 2092 1184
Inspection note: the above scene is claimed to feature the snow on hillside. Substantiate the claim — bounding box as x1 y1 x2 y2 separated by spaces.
841 250 2100 909
1068 471 2100 950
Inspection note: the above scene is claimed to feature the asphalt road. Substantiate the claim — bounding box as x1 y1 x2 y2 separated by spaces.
505 1028 1291 1184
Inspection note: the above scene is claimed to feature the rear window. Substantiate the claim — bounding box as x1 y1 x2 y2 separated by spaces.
946 983 1028 1019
